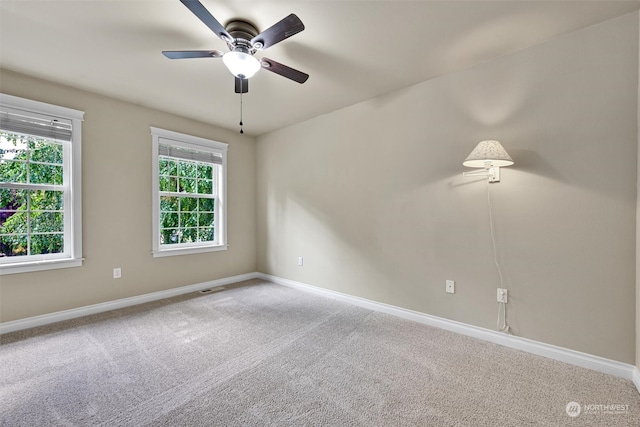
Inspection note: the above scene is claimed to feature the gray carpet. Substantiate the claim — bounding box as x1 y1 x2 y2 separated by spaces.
1 279 639 426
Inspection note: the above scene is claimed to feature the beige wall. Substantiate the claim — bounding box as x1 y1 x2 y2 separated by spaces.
637 12 640 372
0 69 257 322
257 13 638 364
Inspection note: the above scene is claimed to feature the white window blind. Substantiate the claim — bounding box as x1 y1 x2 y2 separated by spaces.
0 108 72 143
158 143 222 164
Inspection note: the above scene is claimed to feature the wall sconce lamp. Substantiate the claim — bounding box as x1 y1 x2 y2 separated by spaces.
462 140 514 183
462 140 514 332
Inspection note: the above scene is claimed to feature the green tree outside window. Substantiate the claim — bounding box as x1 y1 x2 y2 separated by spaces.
0 132 64 257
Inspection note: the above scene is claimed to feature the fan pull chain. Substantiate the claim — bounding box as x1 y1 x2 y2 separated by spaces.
239 80 244 134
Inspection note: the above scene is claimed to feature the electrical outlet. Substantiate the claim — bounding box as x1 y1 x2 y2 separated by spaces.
298 256 303 266
445 280 455 294
497 288 508 303
113 267 121 279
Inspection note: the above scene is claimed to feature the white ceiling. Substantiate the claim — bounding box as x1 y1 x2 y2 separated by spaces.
1 1 639 136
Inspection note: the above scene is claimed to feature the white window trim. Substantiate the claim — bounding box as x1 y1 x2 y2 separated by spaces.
0 93 84 275
150 127 227 257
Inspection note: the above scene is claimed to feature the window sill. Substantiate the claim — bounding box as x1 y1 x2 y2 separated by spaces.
0 258 83 275
152 244 228 258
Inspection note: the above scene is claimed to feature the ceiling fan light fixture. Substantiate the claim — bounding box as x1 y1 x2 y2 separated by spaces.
222 49 261 79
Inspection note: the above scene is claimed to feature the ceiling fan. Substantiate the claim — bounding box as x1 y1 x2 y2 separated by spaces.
162 0 309 94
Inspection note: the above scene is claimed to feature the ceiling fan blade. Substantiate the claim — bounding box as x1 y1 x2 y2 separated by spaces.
162 50 224 59
260 58 309 84
235 77 249 94
180 0 232 42
251 14 304 50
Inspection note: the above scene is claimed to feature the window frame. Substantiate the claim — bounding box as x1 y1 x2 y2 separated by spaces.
151 127 228 257
0 93 84 275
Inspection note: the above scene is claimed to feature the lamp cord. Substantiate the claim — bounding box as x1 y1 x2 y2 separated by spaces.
487 178 510 333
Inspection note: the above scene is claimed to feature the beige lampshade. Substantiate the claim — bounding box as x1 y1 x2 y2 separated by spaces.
463 140 514 168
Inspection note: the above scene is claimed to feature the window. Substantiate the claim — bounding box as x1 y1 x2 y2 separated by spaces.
151 127 227 257
0 94 84 275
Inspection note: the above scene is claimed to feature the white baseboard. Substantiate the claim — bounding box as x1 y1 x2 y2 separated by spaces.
257 273 637 382
2 270 637 387
0 272 260 335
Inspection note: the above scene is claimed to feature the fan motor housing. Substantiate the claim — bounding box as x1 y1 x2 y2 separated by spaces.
225 19 260 51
